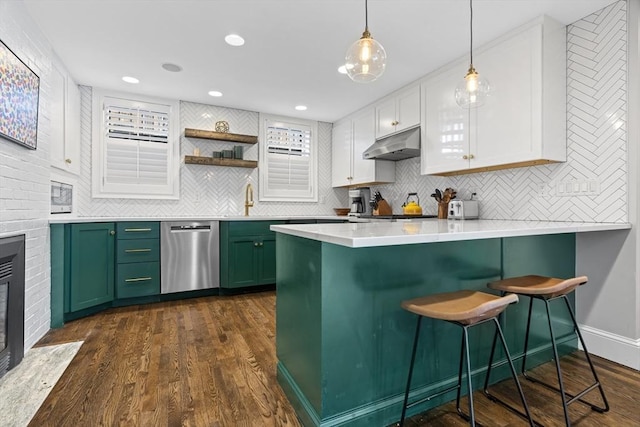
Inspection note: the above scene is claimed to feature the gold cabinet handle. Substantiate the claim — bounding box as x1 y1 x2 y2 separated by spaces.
65 158 72 164
124 228 152 232
125 277 152 283
463 155 469 160
391 120 399 126
124 248 152 253
469 154 475 159
254 242 259 247
110 230 116 236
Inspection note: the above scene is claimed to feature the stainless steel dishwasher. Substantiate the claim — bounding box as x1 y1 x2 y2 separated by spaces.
160 221 220 294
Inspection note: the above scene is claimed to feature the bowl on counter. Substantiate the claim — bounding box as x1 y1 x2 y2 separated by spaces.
333 208 351 216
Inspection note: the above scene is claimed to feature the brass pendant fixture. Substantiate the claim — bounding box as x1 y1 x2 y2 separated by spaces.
455 0 490 107
345 0 387 83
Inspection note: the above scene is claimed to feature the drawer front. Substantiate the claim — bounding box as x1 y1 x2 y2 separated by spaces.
117 238 159 263
116 222 160 239
227 220 285 237
116 262 160 299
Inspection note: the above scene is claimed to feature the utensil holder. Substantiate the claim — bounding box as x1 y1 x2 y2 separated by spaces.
438 202 448 219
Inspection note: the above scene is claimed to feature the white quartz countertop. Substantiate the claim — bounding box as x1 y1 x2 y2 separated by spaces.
270 219 631 248
48 215 346 224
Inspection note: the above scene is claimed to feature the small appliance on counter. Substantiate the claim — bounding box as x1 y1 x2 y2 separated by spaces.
448 200 479 220
402 193 423 216
348 187 372 217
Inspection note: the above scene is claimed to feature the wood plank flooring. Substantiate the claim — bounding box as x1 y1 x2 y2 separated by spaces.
30 291 639 426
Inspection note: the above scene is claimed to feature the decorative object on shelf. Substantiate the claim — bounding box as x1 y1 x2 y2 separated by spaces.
215 120 229 133
344 0 386 83
454 0 491 108
0 39 40 150
212 151 222 158
184 128 257 144
222 149 234 159
193 147 200 156
233 145 243 160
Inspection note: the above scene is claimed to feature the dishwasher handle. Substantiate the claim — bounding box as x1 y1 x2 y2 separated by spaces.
170 225 211 232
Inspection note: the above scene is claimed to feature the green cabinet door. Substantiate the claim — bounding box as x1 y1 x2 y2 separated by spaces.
258 236 277 285
69 223 115 311
226 236 260 288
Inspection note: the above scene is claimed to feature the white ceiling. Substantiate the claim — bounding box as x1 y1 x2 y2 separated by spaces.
23 0 616 123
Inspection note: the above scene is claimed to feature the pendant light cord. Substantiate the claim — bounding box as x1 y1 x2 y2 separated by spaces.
469 0 473 65
365 0 369 32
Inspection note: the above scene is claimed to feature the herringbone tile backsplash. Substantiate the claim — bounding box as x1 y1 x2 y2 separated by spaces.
76 1 627 222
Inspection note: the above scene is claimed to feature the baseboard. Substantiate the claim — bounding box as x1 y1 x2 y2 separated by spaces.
578 324 640 370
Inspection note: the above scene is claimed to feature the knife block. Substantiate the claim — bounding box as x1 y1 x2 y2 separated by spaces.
373 200 393 216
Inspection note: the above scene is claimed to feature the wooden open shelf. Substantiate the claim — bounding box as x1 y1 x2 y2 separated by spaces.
184 128 258 144
184 155 258 169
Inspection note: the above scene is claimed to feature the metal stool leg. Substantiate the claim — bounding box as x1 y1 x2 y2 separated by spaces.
455 326 475 426
543 299 572 426
561 295 610 413
400 316 422 426
521 297 534 379
493 317 535 426
455 327 467 419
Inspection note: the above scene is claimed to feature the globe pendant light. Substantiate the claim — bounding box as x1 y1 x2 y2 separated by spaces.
345 0 387 83
455 0 490 107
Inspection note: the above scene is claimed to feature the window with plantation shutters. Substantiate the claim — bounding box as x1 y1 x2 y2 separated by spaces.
92 89 179 199
259 114 318 202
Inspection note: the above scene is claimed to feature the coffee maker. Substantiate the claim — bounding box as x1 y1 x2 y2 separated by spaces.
348 187 371 216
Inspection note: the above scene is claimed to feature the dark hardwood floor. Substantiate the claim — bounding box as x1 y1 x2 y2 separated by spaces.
31 291 639 426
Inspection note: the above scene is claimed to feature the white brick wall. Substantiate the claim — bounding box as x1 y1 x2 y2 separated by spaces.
0 1 55 351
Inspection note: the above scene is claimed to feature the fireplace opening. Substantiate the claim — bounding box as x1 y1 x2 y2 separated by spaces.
0 234 25 379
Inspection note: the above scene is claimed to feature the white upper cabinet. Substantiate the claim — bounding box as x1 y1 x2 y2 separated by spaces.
332 108 395 188
50 62 81 176
375 85 421 139
421 16 566 176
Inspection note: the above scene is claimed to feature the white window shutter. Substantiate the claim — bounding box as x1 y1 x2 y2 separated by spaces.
92 90 179 199
259 115 318 202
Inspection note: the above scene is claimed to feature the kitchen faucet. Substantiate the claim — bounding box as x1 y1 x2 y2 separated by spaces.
244 183 254 216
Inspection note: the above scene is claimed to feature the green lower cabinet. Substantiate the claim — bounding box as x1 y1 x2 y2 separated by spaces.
68 223 115 312
220 221 283 289
116 262 160 299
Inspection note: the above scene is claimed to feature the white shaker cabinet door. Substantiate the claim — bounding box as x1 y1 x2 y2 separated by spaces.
50 65 66 172
331 120 353 188
351 108 377 184
421 64 471 175
472 24 541 169
64 76 82 175
395 86 420 134
375 97 397 139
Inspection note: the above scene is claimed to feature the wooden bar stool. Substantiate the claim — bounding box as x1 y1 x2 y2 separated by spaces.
399 290 534 426
484 275 610 426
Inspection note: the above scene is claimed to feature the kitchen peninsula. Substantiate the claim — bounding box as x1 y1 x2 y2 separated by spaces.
271 219 630 427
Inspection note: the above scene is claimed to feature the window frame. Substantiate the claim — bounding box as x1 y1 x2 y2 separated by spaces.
91 88 180 199
258 113 318 202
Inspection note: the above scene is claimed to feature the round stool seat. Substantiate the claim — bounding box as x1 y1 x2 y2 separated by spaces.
488 275 588 299
401 290 518 325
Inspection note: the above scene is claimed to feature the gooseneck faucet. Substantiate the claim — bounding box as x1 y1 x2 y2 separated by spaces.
244 183 254 216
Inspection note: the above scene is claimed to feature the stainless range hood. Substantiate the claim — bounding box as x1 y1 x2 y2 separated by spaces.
362 127 420 161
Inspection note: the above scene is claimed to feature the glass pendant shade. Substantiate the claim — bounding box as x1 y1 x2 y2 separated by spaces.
455 65 491 107
345 30 386 83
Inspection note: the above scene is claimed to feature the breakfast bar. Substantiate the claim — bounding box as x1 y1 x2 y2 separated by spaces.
271 219 630 427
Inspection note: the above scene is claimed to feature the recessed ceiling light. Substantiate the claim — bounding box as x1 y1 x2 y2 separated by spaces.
208 90 223 97
161 63 183 72
338 65 348 74
122 76 139 84
295 105 308 111
225 34 245 46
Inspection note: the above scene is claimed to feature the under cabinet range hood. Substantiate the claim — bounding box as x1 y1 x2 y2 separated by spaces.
362 127 421 161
